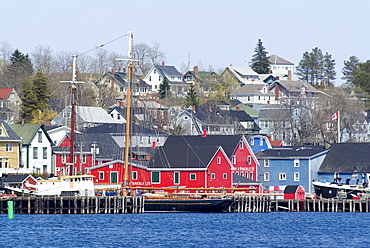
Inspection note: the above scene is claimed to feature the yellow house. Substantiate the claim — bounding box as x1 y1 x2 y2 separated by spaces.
0 119 24 174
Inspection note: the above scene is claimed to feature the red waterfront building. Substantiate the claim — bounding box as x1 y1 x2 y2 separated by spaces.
86 135 262 193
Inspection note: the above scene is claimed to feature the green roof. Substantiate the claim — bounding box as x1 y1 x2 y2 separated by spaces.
9 124 52 145
230 103 259 118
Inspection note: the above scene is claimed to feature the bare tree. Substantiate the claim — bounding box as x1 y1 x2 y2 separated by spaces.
147 43 166 65
109 52 127 73
31 45 55 75
0 40 12 62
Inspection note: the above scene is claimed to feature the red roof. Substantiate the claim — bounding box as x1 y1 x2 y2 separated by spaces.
0 88 14 100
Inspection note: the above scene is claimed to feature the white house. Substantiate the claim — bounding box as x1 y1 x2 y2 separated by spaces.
230 84 277 105
10 124 54 175
143 64 188 96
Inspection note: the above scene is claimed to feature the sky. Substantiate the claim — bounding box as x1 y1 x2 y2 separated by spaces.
2 0 370 85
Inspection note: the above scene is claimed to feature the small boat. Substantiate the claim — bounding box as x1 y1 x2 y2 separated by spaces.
313 173 370 199
5 175 95 197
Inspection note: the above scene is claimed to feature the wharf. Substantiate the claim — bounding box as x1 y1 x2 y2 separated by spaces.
0 195 144 214
1 195 370 214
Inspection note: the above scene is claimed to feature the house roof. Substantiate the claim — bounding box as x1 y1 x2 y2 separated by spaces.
230 84 274 96
233 173 261 184
76 106 119 124
0 118 21 141
258 105 291 120
5 174 33 184
9 124 53 145
271 81 319 93
155 65 183 77
230 104 259 118
268 55 294 65
284 185 300 193
0 88 14 100
84 123 166 135
149 135 242 169
256 146 328 159
318 143 370 173
224 66 260 85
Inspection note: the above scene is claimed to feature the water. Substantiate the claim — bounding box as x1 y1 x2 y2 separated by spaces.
1 212 369 248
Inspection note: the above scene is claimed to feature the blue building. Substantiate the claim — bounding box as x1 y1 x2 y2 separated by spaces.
256 146 329 193
247 134 271 154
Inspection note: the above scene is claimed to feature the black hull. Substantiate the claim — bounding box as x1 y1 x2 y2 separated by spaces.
144 198 233 213
314 184 369 199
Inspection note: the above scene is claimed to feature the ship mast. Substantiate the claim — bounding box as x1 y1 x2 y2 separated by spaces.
123 31 134 191
61 55 84 176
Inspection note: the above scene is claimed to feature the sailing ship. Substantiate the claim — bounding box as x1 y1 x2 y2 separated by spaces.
121 32 233 212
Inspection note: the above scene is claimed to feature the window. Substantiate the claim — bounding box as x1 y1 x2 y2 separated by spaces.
279 173 287 180
110 172 118 183
190 173 196 180
211 173 215 179
62 154 66 163
43 147 47 159
5 143 13 152
132 171 138 180
240 172 244 177
250 172 253 179
294 172 300 182
99 171 104 180
38 131 42 143
239 142 243 149
264 172 269 181
82 154 86 163
231 156 236 164
43 165 47 173
148 136 151 144
217 157 221 164
260 139 264 146
264 121 268 128
294 159 300 167
250 139 254 145
117 114 121 120
247 156 251 165
223 173 227 179
174 171 180 184
0 128 2 136
264 160 269 167
152 171 160 184
33 147 38 159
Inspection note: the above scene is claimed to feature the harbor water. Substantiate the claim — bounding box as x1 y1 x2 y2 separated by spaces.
1 212 370 247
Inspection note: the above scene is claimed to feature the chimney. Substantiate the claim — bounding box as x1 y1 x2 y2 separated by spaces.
162 61 165 66
192 105 196 112
275 83 279 101
123 68 126 73
276 76 280 81
236 106 240 111
288 70 292 81
111 69 115 75
150 141 157 149
194 66 199 76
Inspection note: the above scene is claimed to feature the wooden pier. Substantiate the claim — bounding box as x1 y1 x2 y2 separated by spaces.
231 195 370 213
2 195 370 214
0 195 144 214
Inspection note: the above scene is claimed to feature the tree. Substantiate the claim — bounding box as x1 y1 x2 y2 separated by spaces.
322 52 336 87
2 49 34 94
296 47 327 85
31 45 55 75
342 55 360 84
184 83 199 108
158 77 170 99
251 39 270 74
134 42 166 75
21 70 52 122
352 60 370 96
20 78 38 122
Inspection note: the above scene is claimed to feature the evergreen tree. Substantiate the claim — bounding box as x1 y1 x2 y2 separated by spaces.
158 77 170 99
20 78 38 122
32 70 51 110
251 39 270 74
352 60 370 95
184 83 199 108
296 47 325 85
322 52 336 87
342 55 360 84
3 49 34 94
20 70 51 123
